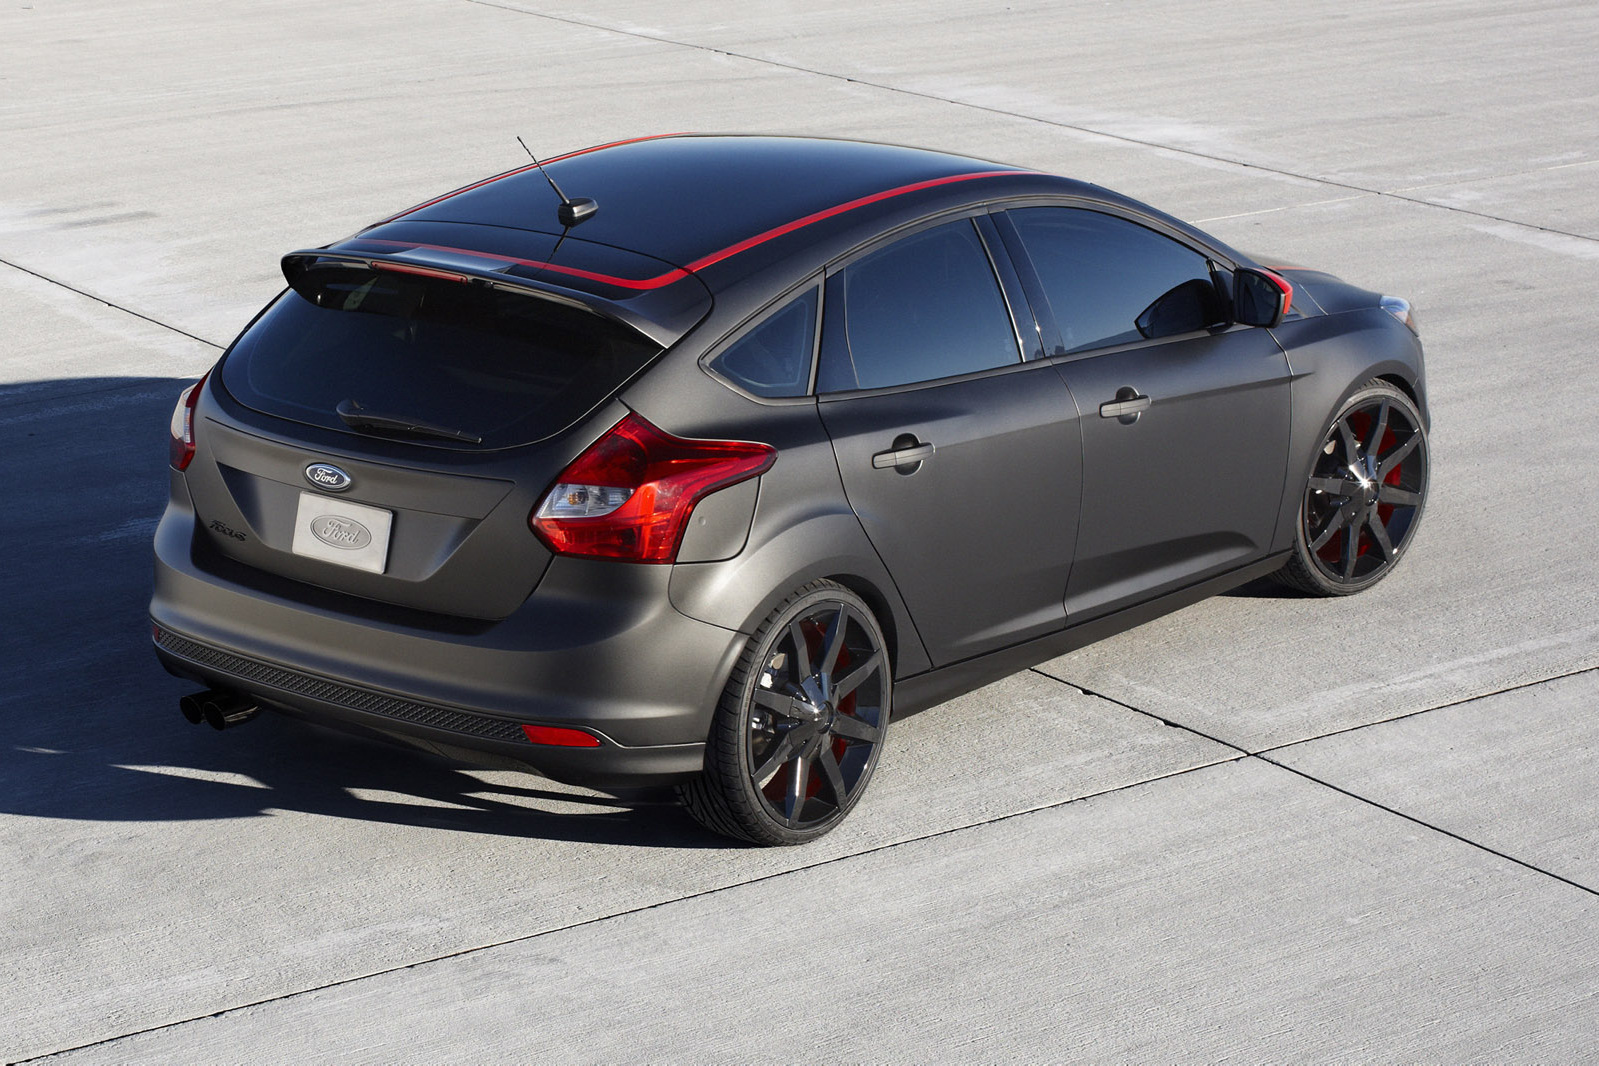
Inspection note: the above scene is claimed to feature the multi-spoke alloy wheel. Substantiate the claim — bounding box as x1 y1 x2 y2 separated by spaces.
1279 380 1429 596
679 580 890 845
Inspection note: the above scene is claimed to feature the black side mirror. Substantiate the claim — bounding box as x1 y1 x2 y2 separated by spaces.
1234 268 1293 328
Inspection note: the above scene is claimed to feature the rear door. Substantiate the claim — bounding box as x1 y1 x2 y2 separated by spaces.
816 217 1083 666
1000 206 1292 621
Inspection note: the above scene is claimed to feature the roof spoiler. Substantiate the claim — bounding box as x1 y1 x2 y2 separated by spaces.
280 247 681 348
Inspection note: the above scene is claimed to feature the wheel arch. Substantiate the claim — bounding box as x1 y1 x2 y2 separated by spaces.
1274 376 1429 595
822 571 908 682
668 509 933 681
1376 370 1421 413
1271 310 1428 552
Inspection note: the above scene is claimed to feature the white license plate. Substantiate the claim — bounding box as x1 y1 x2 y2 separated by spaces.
290 492 393 574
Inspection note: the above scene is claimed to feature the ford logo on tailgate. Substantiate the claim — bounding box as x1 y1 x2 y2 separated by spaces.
310 515 372 551
305 463 352 491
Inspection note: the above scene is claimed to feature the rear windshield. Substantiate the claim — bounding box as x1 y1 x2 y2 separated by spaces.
221 267 660 449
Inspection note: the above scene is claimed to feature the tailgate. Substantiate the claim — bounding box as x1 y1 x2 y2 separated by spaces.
183 402 563 621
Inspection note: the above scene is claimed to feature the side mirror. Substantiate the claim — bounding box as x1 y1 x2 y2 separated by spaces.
1234 268 1293 328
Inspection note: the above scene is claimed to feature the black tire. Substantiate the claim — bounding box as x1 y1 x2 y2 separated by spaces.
1277 380 1429 596
678 580 891 845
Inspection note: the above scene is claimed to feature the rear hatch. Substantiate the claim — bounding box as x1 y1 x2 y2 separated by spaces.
187 240 708 620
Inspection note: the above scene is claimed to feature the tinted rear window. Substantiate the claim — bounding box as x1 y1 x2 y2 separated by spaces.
221 268 660 449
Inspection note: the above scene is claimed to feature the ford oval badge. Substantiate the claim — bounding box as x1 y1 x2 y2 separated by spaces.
310 515 372 550
305 463 352 492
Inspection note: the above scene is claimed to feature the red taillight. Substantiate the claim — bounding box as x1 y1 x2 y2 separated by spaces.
521 724 603 748
168 371 209 471
531 412 775 563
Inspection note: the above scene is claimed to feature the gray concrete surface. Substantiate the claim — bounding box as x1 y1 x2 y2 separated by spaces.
2 1 1596 1061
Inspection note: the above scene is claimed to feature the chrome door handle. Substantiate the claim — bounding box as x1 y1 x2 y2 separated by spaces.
872 441 935 471
1100 390 1152 419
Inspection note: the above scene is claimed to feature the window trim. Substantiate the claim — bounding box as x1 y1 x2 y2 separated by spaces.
814 341 1064 403
984 194 1243 268
697 276 825 405
815 212 1030 396
975 214 1046 361
994 201 1249 366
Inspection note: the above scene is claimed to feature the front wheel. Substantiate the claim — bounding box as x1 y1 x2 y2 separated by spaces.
678 580 890 845
1277 380 1429 596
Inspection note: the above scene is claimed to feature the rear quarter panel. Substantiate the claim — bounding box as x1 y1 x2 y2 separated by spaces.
625 358 935 682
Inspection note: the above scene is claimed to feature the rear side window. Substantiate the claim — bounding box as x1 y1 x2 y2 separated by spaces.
707 286 818 398
818 219 1021 392
221 269 659 448
1009 207 1225 353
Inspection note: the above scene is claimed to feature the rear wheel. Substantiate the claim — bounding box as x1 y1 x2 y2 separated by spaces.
1278 381 1429 596
678 580 890 845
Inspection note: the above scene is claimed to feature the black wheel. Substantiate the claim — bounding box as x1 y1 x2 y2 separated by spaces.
1278 380 1429 596
678 580 890 845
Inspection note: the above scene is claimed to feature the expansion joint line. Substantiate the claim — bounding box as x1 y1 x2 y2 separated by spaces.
1031 665 1599 901
462 1 1598 246
31 662 1593 1060
13 754 1242 1061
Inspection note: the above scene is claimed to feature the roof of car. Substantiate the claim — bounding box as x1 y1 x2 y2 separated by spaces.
397 135 1029 263
306 135 1077 343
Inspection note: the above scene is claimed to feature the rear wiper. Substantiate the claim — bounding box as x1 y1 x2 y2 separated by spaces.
336 399 483 444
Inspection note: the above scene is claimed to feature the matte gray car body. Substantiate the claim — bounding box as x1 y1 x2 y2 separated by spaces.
150 134 1428 838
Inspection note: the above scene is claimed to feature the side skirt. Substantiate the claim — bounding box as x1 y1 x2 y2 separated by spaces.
892 552 1290 718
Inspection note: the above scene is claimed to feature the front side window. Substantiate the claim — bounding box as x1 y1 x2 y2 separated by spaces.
1009 207 1225 354
707 286 818 398
818 219 1021 392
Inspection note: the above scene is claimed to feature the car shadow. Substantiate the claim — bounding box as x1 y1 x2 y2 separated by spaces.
1223 574 1312 599
0 377 722 849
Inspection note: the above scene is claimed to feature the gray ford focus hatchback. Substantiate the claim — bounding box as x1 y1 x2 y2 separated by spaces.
152 134 1429 844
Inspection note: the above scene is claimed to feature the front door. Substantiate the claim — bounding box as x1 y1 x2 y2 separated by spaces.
1001 205 1292 620
1055 329 1291 619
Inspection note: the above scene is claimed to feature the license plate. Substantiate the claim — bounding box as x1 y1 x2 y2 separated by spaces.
290 492 393 574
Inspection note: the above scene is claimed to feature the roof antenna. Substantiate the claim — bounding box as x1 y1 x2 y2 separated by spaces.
517 136 598 227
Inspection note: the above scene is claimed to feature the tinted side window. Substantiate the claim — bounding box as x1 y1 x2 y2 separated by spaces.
1010 208 1224 353
819 219 1021 392
708 286 818 398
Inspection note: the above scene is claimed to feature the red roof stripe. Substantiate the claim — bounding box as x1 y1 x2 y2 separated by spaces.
358 166 1028 291
351 238 690 290
683 170 1023 274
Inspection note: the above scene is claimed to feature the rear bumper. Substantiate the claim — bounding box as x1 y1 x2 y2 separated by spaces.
151 496 742 788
